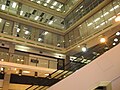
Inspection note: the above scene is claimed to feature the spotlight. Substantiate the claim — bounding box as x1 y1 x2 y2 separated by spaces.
114 38 118 42
81 44 87 52
116 32 120 36
1 67 5 74
113 43 116 46
115 16 120 22
34 72 38 77
19 70 22 76
100 37 106 43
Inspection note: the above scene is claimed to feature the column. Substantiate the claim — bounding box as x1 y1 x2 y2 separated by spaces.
2 73 11 90
9 43 15 62
64 55 70 70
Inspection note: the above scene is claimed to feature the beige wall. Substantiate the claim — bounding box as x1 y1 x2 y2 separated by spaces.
48 44 120 90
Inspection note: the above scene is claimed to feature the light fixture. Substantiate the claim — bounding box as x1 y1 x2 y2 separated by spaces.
25 31 29 34
23 71 30 74
81 44 87 52
114 38 118 42
1 67 5 74
100 37 106 43
0 18 2 23
57 43 60 47
12 2 17 8
78 45 80 47
1 5 6 10
94 18 100 22
48 20 53 25
50 6 54 9
46 0 51 3
17 28 20 32
82 47 87 52
44 31 48 35
21 60 24 62
53 1 57 6
1 59 4 61
116 32 120 36
113 42 116 46
34 16 39 20
45 74 49 76
37 1 41 4
19 70 22 76
115 16 120 22
17 59 20 61
38 38 42 41
44 3 47 6
20 11 23 15
59 5 63 8
56 8 61 11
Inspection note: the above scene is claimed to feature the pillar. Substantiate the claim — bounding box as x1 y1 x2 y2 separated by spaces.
9 43 15 62
2 73 11 90
64 55 70 70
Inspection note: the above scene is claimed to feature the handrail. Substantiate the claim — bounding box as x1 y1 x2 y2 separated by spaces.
25 61 72 90
34 63 81 90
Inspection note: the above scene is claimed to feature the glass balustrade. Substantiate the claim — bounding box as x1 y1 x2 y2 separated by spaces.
0 17 65 48
65 0 120 47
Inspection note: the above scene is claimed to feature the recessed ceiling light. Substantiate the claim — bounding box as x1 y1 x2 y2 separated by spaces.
44 31 48 35
56 8 61 11
44 3 47 6
59 5 63 8
50 6 54 9
114 38 118 42
82 47 87 52
46 0 51 3
115 16 120 22
17 28 20 32
38 38 42 41
113 42 116 46
37 1 41 4
48 20 53 25
100 37 106 43
45 74 49 76
78 46 80 47
12 2 17 8
57 43 60 46
17 59 20 61
21 60 24 62
20 11 23 15
1 5 6 10
53 1 57 6
0 67 4 71
23 71 30 74
34 16 39 20
1 59 4 61
0 18 2 22
116 32 120 36
25 31 29 34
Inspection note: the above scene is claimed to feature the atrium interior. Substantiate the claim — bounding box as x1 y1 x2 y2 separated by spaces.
0 0 120 90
